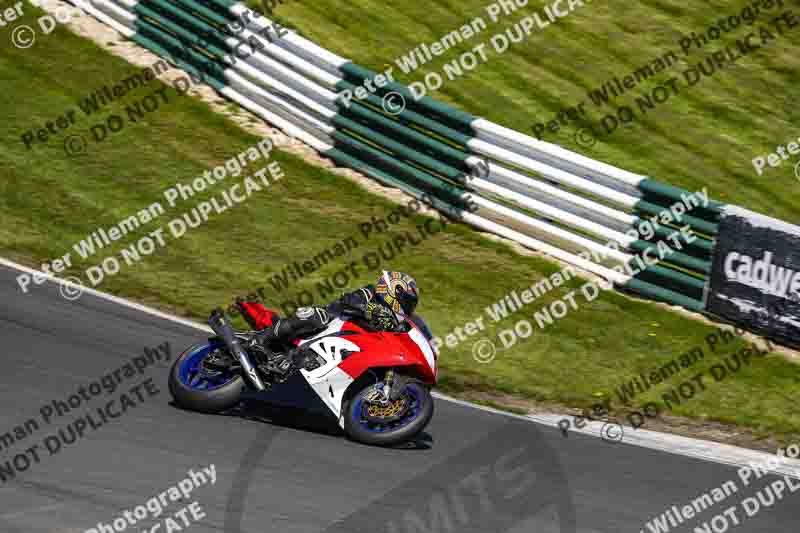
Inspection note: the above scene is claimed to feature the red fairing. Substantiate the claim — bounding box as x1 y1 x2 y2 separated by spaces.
238 302 278 329
337 328 436 384
339 320 369 334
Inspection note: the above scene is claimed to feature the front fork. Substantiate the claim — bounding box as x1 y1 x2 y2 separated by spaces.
368 369 402 405
380 369 395 405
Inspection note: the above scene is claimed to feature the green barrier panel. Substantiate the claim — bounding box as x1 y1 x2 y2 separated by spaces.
138 0 230 42
143 1 474 153
332 116 464 182
136 16 203 58
331 142 707 311
135 18 228 83
340 63 477 135
337 111 720 280
644 223 714 255
621 278 706 311
332 138 708 311
641 195 722 222
339 104 470 169
332 132 470 208
336 81 472 147
197 0 238 12
325 148 709 313
136 3 230 59
629 240 711 274
640 194 721 226
632 262 706 291
628 269 705 304
635 199 719 236
153 0 233 27
639 178 725 212
131 33 226 89
140 0 296 82
325 148 469 221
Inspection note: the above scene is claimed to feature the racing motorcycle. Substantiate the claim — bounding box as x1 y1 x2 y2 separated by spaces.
168 302 437 446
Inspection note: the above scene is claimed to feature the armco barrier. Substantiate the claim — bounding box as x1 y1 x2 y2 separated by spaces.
71 0 798 343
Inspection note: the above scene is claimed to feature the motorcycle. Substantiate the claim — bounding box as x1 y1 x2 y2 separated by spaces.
168 301 437 446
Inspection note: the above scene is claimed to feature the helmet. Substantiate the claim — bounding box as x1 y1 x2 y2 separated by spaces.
374 271 419 319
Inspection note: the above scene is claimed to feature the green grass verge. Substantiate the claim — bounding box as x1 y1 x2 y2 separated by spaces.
1 4 799 442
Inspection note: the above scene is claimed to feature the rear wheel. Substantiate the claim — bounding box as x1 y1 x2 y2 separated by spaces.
343 379 434 446
169 342 244 413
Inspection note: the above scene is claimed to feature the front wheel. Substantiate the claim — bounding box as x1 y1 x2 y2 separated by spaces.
169 342 244 413
343 379 434 446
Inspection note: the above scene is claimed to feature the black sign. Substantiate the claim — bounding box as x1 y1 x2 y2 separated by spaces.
707 206 800 346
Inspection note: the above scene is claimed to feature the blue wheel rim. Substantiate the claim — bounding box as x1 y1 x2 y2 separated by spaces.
178 342 239 391
352 384 425 434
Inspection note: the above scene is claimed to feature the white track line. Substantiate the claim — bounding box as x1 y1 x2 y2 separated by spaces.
437 394 800 479
3 256 798 476
0 257 211 333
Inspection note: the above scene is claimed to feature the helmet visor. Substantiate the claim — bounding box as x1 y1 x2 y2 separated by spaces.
396 285 418 316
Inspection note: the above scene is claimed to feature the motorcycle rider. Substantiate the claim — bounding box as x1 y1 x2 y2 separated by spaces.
248 271 419 374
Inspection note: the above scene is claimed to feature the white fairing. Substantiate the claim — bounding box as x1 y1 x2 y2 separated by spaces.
302 335 360 380
408 326 437 378
298 319 356 426
304 367 353 428
296 318 437 427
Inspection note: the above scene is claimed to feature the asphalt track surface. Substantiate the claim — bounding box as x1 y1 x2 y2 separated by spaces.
0 264 797 533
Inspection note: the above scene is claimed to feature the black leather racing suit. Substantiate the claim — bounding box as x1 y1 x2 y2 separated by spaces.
254 285 400 370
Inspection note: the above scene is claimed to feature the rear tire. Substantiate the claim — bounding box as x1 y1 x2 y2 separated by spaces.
169 342 244 413
343 380 434 446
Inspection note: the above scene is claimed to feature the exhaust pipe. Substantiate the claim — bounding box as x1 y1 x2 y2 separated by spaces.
208 309 266 391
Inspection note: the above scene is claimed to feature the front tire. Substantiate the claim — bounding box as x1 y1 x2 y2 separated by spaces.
343 380 434 446
169 342 244 413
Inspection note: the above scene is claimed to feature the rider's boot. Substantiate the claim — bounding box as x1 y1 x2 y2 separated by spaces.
255 311 322 346
252 322 290 374
254 317 322 375
257 347 320 375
